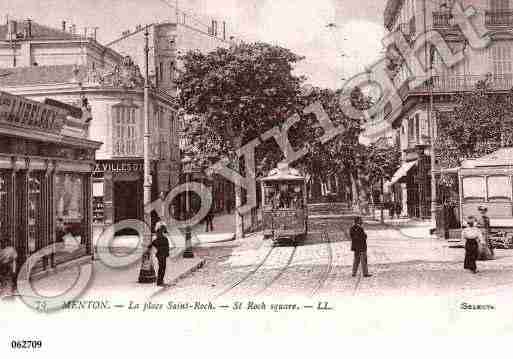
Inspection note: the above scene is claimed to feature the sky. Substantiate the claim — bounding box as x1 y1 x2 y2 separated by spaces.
3 0 387 89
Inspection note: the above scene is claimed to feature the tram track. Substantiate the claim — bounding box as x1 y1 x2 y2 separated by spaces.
213 242 277 299
309 230 333 297
255 243 298 296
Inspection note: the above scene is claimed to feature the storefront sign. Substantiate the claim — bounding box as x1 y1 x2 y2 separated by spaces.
94 161 144 173
0 91 65 132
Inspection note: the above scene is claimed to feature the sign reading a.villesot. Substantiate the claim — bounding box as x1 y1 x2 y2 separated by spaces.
0 91 66 132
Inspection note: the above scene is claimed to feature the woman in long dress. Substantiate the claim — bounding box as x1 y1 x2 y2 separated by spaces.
462 216 481 273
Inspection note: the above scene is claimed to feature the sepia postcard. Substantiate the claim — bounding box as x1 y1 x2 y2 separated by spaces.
1 0 512 357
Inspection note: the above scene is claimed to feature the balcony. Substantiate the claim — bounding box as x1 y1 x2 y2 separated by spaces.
410 74 513 93
432 11 458 30
485 10 513 27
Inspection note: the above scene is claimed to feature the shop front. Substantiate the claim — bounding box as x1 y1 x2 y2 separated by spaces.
0 91 101 276
92 159 160 237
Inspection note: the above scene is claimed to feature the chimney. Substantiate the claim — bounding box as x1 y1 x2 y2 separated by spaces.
62 20 66 32
6 20 16 40
24 18 32 38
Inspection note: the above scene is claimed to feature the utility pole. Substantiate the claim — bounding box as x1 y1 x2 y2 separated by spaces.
143 27 152 235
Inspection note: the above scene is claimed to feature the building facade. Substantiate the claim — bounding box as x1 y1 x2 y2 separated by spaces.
0 19 181 237
380 0 513 219
0 90 101 276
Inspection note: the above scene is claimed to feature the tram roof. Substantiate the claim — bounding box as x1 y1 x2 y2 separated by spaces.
260 163 305 181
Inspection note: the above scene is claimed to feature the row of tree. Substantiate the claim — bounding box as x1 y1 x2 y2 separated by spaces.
176 42 401 237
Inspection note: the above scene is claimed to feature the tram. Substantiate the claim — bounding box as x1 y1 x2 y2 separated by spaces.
455 148 513 248
260 162 308 242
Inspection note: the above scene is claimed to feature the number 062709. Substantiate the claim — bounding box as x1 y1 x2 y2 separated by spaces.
10 340 43 350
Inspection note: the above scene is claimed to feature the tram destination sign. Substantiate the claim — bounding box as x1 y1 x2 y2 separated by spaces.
0 91 65 133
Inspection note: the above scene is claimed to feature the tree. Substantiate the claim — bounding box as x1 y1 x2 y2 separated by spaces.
436 80 513 187
177 42 305 239
362 139 401 222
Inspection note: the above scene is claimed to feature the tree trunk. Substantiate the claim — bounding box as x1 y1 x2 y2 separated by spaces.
380 177 384 224
232 137 244 240
356 169 368 214
350 171 360 212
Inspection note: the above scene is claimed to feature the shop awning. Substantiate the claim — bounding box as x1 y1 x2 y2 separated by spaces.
389 160 417 185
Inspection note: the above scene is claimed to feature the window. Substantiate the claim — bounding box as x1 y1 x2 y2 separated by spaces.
159 62 164 82
490 42 512 84
490 0 509 11
408 117 414 140
415 114 420 142
487 175 511 200
169 61 175 81
113 105 138 156
462 176 486 200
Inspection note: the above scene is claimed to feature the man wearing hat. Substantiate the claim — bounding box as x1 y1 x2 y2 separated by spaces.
350 216 372 278
152 221 170 286
477 205 493 258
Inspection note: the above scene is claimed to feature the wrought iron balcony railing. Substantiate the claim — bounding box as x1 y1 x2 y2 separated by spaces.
485 10 513 27
432 11 457 29
410 74 513 93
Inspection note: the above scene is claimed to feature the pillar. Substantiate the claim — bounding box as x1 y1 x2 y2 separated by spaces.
401 182 408 217
103 169 113 225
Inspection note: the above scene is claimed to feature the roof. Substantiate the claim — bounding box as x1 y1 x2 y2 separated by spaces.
261 162 304 181
461 148 513 168
0 65 87 87
0 21 78 41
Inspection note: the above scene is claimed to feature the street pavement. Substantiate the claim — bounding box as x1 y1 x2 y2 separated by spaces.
8 215 513 304
165 218 513 300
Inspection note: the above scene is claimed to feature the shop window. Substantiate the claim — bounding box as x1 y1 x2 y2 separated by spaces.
462 176 485 201
55 173 84 238
487 175 511 201
113 105 138 157
28 172 44 254
92 181 104 224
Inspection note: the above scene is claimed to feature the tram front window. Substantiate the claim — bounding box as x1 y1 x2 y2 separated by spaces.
264 182 303 210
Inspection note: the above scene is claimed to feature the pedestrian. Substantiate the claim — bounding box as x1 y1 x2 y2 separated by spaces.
0 238 17 297
350 216 372 278
205 206 214 232
396 202 402 218
477 205 494 259
462 216 481 274
389 201 395 219
152 222 170 287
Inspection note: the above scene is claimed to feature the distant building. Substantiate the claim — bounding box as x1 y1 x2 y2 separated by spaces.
107 20 233 94
0 18 121 68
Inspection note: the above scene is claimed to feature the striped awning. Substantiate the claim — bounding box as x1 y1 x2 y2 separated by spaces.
389 160 417 185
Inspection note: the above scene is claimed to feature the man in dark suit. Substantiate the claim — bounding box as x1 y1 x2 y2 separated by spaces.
350 216 372 277
152 223 170 286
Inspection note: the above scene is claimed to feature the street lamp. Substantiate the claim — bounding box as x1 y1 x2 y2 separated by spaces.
182 154 194 258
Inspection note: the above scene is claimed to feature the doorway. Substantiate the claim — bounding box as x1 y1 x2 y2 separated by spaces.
114 180 142 235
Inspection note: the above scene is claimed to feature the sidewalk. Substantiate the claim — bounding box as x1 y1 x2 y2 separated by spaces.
365 216 438 240
29 248 205 301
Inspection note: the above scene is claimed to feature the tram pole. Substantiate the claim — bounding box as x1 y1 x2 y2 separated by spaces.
143 27 152 241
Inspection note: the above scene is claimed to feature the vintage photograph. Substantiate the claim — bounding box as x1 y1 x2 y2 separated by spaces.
1 0 512 356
